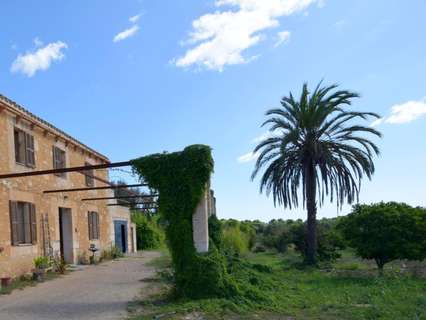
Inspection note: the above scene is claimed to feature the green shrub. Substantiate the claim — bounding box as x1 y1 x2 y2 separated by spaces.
223 226 249 256
101 245 124 261
33 256 50 269
290 220 345 263
208 215 224 249
132 213 164 250
339 202 426 273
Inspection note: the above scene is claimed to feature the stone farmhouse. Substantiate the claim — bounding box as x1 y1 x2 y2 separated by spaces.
0 95 136 278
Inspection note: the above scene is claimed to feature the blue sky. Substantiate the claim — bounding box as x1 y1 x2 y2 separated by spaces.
1 0 425 222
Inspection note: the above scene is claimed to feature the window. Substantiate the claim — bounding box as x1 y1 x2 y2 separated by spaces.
84 162 95 187
14 128 35 168
53 146 66 178
88 211 99 240
9 201 37 245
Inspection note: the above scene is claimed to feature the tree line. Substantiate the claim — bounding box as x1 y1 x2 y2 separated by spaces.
216 202 426 273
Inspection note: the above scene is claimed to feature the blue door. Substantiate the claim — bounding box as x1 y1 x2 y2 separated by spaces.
114 221 128 253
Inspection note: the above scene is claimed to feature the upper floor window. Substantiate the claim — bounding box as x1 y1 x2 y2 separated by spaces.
53 146 66 178
9 201 37 246
14 128 35 168
84 162 95 187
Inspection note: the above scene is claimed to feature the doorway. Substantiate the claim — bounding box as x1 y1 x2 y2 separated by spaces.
59 208 73 264
114 220 128 253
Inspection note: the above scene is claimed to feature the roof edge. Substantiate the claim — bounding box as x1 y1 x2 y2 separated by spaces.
0 94 110 163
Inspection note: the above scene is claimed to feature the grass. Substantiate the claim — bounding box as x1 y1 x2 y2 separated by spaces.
0 271 61 295
130 249 426 320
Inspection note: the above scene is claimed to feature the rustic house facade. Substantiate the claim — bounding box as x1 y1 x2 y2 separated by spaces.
0 95 134 278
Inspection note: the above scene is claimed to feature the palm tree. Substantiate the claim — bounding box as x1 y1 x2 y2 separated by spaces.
251 82 382 265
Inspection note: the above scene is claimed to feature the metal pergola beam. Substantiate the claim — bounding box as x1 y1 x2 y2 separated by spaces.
81 194 158 201
43 183 148 194
0 161 132 179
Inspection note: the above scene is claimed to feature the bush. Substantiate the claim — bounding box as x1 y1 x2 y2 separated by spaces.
132 213 164 250
290 220 345 263
33 256 50 269
221 220 257 256
101 245 124 260
339 202 426 273
223 226 249 256
209 215 224 249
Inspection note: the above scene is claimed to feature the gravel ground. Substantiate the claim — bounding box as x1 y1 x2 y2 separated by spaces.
0 251 161 320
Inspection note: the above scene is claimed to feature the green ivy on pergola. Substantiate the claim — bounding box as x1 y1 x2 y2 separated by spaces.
131 145 235 298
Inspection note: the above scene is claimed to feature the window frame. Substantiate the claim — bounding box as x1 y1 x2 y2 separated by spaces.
14 127 36 168
9 201 37 246
84 162 95 187
52 146 67 178
88 211 100 240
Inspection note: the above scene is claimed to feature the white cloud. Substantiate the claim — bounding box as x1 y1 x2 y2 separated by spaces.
274 30 291 47
317 0 326 8
175 0 318 71
370 118 384 128
238 151 260 163
113 25 139 43
386 99 426 124
372 98 426 126
10 41 68 77
252 131 274 143
238 131 280 163
33 37 43 47
334 19 347 30
129 14 141 23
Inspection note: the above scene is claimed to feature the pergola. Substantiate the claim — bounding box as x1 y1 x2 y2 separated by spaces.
0 161 157 209
0 159 210 253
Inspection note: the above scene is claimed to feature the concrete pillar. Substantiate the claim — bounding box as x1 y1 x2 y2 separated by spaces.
192 189 209 253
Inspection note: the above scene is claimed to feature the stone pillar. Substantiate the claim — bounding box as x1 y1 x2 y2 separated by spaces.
192 189 209 253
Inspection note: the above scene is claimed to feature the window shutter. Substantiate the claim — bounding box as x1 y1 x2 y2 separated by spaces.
61 151 65 169
88 212 93 240
30 204 37 244
23 203 32 244
25 133 35 167
14 130 20 163
9 201 19 246
95 213 99 239
53 146 57 168
15 130 26 164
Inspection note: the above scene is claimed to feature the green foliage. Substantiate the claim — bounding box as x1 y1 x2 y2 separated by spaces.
208 215 224 250
223 226 249 256
221 220 256 256
52 255 66 274
132 213 164 250
101 245 124 260
131 145 236 298
132 250 426 320
290 219 346 263
253 218 345 263
33 256 50 269
339 202 426 272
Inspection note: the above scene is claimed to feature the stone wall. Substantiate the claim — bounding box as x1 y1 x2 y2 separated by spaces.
109 205 137 253
0 107 112 278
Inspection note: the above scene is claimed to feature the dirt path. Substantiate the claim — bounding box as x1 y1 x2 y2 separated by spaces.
0 251 161 320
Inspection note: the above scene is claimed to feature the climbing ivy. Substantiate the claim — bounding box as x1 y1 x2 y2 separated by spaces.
131 145 235 298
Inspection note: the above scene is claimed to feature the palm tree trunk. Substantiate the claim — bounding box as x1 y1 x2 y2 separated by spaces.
306 163 317 265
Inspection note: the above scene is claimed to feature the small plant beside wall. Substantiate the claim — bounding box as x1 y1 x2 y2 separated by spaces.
100 246 124 261
52 255 67 274
33 256 50 281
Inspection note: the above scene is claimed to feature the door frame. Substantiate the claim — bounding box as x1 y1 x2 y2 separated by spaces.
59 207 74 263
